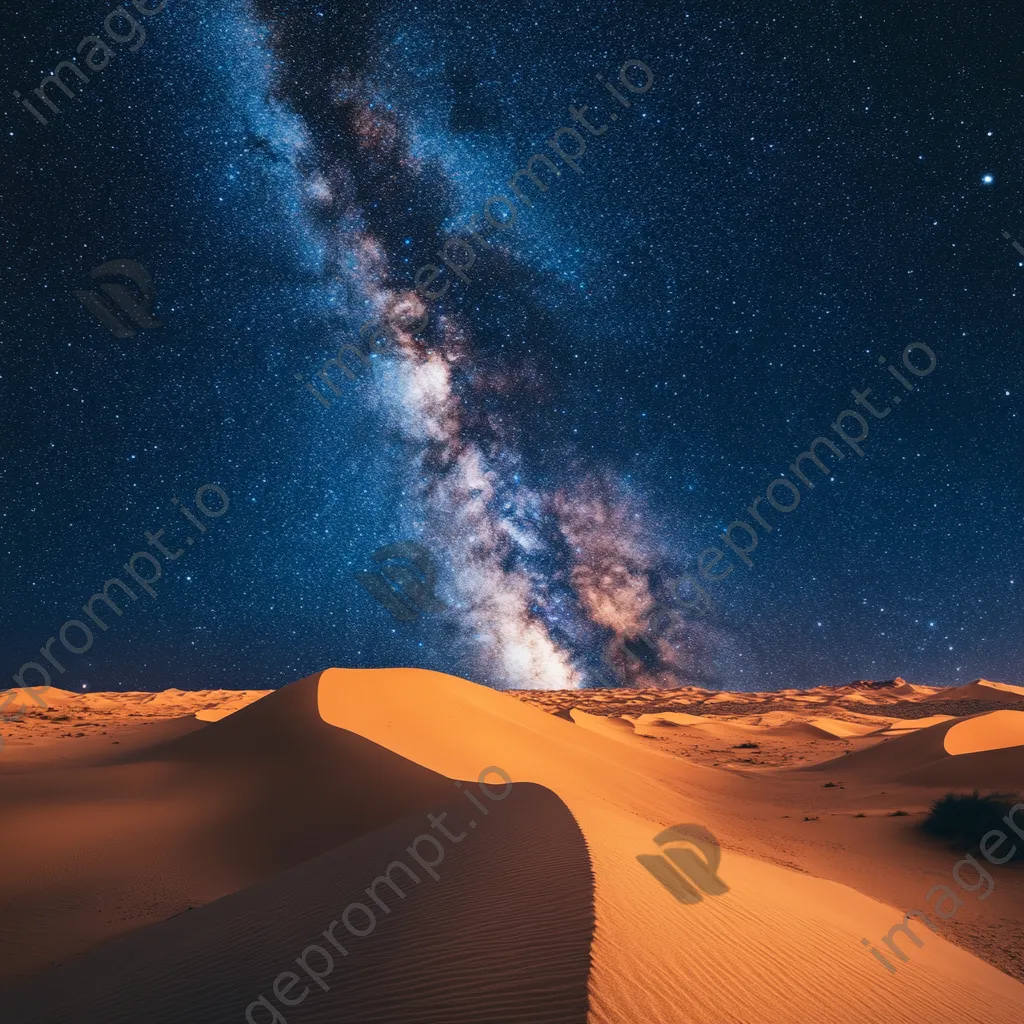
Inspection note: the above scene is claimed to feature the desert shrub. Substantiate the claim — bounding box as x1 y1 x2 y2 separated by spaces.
734 742 759 749
922 790 1023 861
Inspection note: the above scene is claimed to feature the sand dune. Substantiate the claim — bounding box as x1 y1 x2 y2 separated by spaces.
631 711 713 728
0 685 271 760
628 709 862 744
3 767 593 1022
839 691 890 705
2 670 1023 1022
945 710 1024 755
805 717 881 738
808 717 954 777
878 714 956 735
1 684 75 707
0 676 460 988
810 710 1024 789
924 679 1024 704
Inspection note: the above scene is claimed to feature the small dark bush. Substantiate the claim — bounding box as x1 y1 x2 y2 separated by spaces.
733 742 759 749
855 813 866 818
889 810 909 817
922 790 1023 860
823 781 838 788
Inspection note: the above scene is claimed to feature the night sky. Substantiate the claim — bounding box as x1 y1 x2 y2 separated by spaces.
1 0 1021 694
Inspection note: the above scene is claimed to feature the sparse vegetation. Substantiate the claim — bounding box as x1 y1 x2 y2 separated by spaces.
823 781 839 788
921 790 1023 860
855 813 866 818
889 810 909 817
733 742 759 749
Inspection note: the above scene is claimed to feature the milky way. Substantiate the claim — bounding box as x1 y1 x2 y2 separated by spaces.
1 0 1020 694
240 2 726 689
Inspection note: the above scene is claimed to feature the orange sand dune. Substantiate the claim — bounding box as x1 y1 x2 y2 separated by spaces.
0 685 271 759
0 676 456 988
2 669 1023 1023
2 690 594 1022
310 670 1024 1023
805 716 882 738
1 684 77 707
924 678 1024 703
630 711 712 727
945 710 1024 755
879 714 956 735
629 709 860 743
838 691 892 705
810 710 1024 789
569 708 653 748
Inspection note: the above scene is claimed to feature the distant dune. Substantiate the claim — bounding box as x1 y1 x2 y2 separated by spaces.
923 679 1024 704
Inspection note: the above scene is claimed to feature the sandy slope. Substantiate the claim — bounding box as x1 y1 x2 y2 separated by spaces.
810 711 1024 789
946 710 1024 755
1 671 1023 1023
2 723 594 1022
922 679 1024 703
312 669 1024 1023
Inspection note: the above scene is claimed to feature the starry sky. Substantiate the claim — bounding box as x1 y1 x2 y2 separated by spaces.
0 0 1021 694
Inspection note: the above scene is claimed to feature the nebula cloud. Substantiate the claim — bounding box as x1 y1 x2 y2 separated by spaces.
245 0 726 689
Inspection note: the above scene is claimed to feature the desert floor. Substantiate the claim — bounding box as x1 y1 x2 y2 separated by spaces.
0 673 1022 1022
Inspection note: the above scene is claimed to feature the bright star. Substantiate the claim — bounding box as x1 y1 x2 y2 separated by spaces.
982 174 994 185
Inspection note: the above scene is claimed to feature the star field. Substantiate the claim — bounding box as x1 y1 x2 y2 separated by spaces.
0 0 1021 693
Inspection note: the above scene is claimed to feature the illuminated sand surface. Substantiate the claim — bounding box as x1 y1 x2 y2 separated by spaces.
0 674 1021 1022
